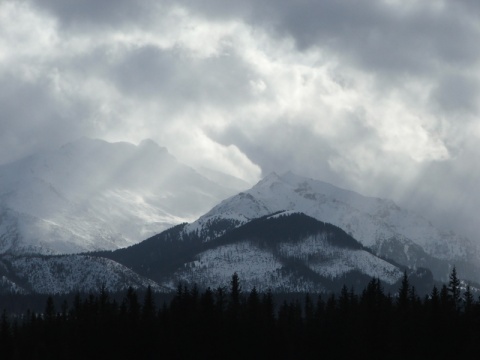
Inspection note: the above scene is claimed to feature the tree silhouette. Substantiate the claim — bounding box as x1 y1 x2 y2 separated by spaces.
397 271 410 313
448 266 461 311
228 272 241 322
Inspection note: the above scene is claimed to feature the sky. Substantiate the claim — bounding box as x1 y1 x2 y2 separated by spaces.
1 0 480 240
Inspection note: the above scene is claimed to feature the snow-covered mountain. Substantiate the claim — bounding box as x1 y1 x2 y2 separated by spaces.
0 138 242 255
0 202 437 295
0 169 473 294
0 254 165 294
0 213 414 294
87 211 416 294
162 213 406 292
184 172 479 282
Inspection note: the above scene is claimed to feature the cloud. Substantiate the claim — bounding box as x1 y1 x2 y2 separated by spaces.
2 0 480 240
30 0 157 30
430 74 480 116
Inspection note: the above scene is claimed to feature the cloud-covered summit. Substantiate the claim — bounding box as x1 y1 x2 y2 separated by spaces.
1 0 480 240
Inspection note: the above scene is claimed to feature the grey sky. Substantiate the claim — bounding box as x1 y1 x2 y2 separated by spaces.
1 0 480 240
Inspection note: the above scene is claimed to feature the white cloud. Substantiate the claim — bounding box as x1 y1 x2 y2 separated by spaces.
2 0 480 240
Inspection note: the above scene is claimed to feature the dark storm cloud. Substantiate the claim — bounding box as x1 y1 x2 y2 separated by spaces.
178 0 480 115
180 0 479 69
108 45 256 108
30 0 155 30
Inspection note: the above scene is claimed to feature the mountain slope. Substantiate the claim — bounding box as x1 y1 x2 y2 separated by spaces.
183 172 479 282
166 213 405 292
99 212 408 293
0 254 164 294
0 138 240 255
0 211 431 295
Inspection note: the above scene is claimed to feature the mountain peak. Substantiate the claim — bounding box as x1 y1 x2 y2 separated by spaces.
138 139 168 154
0 138 239 255
259 171 310 187
279 171 309 185
256 172 281 185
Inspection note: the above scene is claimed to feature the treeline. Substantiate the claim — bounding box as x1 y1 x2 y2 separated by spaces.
1 270 480 359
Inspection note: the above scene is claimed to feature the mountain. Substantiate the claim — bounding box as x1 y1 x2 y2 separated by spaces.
0 138 241 255
182 172 480 282
0 212 417 294
0 254 164 294
0 171 470 294
174 214 432 293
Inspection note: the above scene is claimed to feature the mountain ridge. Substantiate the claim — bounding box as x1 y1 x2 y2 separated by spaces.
0 203 449 294
182 171 479 282
0 138 242 255
0 163 475 294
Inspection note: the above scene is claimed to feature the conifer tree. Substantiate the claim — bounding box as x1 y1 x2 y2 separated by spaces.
142 286 156 321
304 293 314 323
448 266 461 311
215 286 227 318
1 309 10 340
200 287 215 319
464 284 474 313
261 290 275 327
338 285 350 315
247 287 260 323
397 271 410 312
315 295 325 322
440 284 451 311
228 273 241 321
125 287 140 324
430 285 440 314
0 310 12 358
44 296 55 322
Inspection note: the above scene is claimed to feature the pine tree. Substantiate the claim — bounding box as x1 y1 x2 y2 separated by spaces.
142 285 156 321
261 290 275 328
338 285 350 315
0 310 12 358
397 271 410 312
125 287 140 324
44 296 55 322
430 285 440 314
1 309 10 339
215 286 227 318
228 273 241 321
448 266 461 311
200 287 215 319
304 293 314 323
315 295 325 322
464 284 474 313
440 284 451 311
247 287 260 323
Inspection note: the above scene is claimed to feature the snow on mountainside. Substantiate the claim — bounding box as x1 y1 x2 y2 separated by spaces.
162 213 405 292
277 235 401 284
166 242 296 292
167 235 402 292
0 255 163 294
185 172 478 280
0 138 240 255
0 207 419 294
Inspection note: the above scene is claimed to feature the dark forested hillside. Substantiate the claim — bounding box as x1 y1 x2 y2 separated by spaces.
94 213 409 294
95 223 201 281
1 270 480 359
